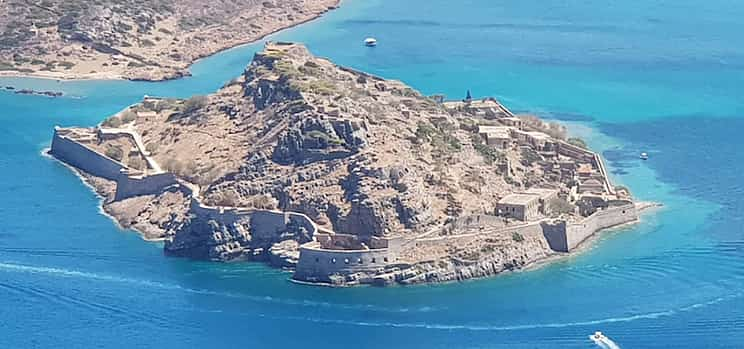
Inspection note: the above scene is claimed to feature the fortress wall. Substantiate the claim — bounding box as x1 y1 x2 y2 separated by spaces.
565 202 637 251
50 129 124 181
509 222 545 239
190 201 318 240
114 173 178 201
411 234 479 249
557 142 596 163
450 214 506 230
294 244 393 282
541 221 570 252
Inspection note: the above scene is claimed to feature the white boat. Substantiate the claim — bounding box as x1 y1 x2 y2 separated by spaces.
364 37 377 47
640 152 649 160
592 331 606 341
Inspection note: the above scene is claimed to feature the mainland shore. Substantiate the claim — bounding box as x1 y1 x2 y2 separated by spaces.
0 0 340 82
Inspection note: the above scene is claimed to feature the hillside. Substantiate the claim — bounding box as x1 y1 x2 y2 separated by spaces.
0 0 338 80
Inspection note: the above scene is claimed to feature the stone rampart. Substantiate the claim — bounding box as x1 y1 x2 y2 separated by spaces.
564 202 637 250
190 200 318 241
50 127 125 180
293 242 394 283
114 172 178 201
557 141 596 163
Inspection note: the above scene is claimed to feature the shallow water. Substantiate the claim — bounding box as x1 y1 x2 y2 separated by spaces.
1 0 743 348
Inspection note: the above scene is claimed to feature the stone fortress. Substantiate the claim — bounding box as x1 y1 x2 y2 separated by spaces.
51 95 641 286
49 42 654 286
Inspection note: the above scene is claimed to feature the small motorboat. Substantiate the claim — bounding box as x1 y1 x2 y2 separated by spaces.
640 152 649 160
592 331 605 341
364 37 377 47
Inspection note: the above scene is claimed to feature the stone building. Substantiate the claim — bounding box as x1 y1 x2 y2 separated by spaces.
499 117 523 129
478 125 513 149
579 178 605 194
497 193 541 221
525 187 559 215
497 188 558 221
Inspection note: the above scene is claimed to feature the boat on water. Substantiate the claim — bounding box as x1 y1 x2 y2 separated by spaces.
640 152 649 160
364 37 377 47
592 331 606 341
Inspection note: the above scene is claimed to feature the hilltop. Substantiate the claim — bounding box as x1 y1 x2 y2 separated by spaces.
50 42 646 286
0 0 338 80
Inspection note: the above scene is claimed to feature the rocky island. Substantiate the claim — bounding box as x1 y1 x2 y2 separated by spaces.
0 0 338 80
50 42 651 286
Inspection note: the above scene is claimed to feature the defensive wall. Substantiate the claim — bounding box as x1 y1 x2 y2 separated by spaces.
294 200 638 283
190 200 318 242
114 172 178 201
51 127 125 181
542 200 638 252
51 127 177 201
410 201 637 260
293 241 399 283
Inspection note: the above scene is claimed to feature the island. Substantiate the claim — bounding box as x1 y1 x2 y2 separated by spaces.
0 0 338 81
49 42 654 286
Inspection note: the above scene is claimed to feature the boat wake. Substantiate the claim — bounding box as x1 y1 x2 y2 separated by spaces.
0 261 437 313
1 261 740 332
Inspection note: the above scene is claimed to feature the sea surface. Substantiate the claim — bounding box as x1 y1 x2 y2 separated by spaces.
1 0 743 348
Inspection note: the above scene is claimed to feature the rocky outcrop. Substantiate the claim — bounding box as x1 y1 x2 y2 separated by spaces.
164 214 253 261
164 204 313 262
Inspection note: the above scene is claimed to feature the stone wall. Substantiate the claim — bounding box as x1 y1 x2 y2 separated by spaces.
50 128 124 180
564 201 637 250
190 201 318 241
114 172 178 201
557 141 596 163
293 242 395 283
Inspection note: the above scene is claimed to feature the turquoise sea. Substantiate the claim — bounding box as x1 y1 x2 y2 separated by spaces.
1 0 743 347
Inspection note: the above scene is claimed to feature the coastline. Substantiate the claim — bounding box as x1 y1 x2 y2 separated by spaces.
0 1 341 83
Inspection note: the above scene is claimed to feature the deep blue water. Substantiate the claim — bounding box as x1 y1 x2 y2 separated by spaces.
1 0 743 347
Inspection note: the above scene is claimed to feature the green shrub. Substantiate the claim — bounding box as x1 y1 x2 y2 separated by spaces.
145 142 159 154
520 147 542 165
549 197 576 215
104 145 124 161
182 95 207 114
471 133 502 164
0 62 15 71
101 116 122 128
120 110 136 123
212 190 241 207
512 232 525 242
128 156 146 170
58 61 75 70
567 137 588 149
415 122 437 141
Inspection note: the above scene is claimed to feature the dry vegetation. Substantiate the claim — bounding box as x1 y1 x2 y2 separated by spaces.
0 0 339 79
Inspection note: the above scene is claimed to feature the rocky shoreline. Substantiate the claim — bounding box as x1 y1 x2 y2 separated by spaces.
0 0 340 82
